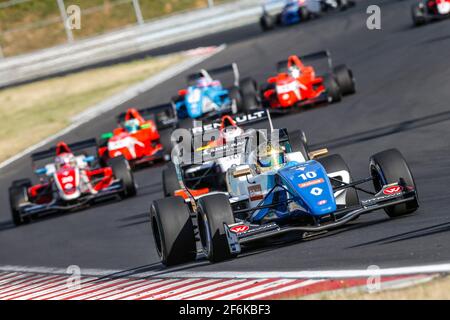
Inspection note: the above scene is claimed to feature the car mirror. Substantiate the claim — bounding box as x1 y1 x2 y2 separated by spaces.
268 77 277 84
308 148 328 160
233 167 252 178
35 168 47 175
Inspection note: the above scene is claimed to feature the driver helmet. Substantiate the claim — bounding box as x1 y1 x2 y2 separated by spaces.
196 77 212 88
288 65 301 78
55 153 76 170
124 118 140 134
256 144 286 172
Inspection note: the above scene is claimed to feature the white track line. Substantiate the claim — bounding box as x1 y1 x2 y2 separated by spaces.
1 262 449 280
0 45 226 170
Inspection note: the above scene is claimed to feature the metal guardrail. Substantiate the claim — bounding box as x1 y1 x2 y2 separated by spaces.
0 0 264 88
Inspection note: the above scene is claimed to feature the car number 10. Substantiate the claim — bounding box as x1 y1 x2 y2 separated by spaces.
299 171 317 180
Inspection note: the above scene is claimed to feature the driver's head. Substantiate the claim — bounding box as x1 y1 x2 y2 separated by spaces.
196 77 211 88
124 119 140 134
288 65 301 78
55 153 76 170
257 144 285 172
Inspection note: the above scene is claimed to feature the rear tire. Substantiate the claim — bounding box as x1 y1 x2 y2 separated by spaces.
370 149 419 218
323 75 342 103
150 197 197 266
260 14 275 31
162 163 180 197
109 156 136 198
197 194 236 263
318 154 359 208
333 64 356 95
9 179 32 226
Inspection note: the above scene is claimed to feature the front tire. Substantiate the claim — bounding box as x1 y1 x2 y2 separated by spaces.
412 4 426 26
370 149 419 218
239 78 260 111
9 179 32 226
323 75 342 103
289 130 310 161
150 197 197 266
197 194 236 263
109 156 136 198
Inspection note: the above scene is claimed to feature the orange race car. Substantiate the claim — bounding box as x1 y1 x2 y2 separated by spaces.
261 51 356 112
99 108 171 168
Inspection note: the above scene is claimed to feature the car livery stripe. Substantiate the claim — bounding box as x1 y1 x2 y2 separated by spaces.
0 270 438 300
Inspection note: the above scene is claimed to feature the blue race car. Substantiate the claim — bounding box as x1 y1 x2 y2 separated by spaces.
260 0 354 31
172 64 260 123
151 128 419 266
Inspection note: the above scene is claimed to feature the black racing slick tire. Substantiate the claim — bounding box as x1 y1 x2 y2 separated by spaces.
229 86 243 114
197 193 236 263
289 130 310 161
318 154 359 208
333 64 356 95
412 4 426 26
299 6 310 21
109 156 136 198
260 14 275 31
162 163 180 197
150 197 197 266
323 75 342 103
240 78 260 111
370 149 419 218
9 179 32 226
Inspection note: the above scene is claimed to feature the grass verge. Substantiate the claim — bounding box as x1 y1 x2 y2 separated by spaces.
300 276 450 300
0 53 186 163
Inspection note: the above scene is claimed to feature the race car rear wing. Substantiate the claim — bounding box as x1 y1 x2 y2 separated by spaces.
187 63 240 87
31 138 99 163
190 110 268 135
116 103 177 130
276 50 333 73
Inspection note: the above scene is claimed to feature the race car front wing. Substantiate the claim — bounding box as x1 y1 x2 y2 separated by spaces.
224 182 417 253
18 179 125 218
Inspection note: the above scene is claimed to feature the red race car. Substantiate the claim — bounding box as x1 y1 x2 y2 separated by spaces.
8 139 136 226
261 51 356 112
99 107 173 168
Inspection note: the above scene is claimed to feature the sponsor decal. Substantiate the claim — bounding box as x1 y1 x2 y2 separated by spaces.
248 185 264 201
299 178 324 188
311 187 323 196
383 185 403 195
318 199 327 206
230 225 250 233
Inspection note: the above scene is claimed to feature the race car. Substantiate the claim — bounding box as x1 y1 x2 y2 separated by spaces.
9 139 136 226
99 107 172 168
161 110 269 198
261 51 356 112
171 64 260 124
260 0 354 31
151 128 419 266
412 0 450 26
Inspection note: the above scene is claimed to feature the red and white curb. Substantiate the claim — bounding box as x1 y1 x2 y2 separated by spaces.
0 266 442 300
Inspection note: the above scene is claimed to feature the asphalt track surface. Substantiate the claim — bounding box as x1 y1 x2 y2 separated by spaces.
1 0 450 275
